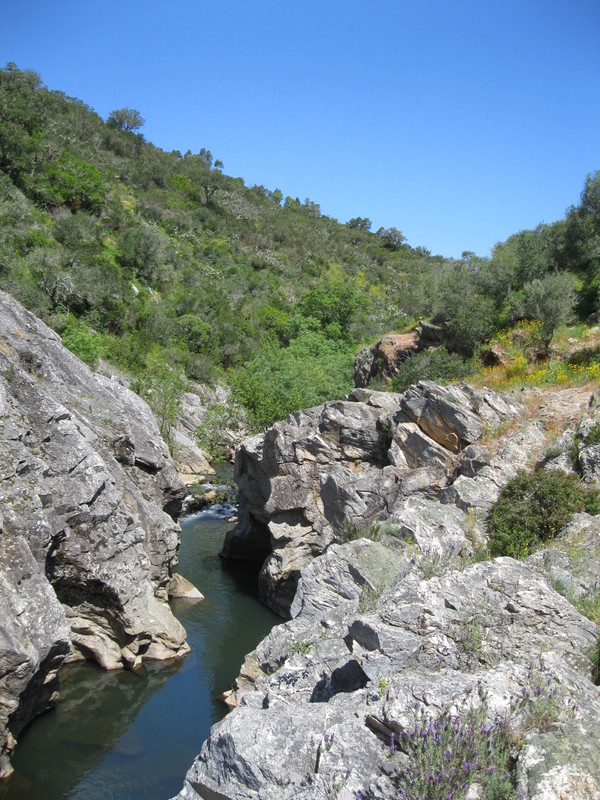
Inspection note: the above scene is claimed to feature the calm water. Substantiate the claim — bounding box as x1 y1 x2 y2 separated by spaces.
1 515 279 800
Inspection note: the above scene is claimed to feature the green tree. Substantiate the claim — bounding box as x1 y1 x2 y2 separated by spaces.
116 221 165 283
514 272 575 346
230 331 353 428
46 154 107 214
347 217 371 231
132 367 187 450
107 108 145 132
376 226 405 250
299 281 359 338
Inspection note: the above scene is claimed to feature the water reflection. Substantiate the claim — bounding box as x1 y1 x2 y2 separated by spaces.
3 516 278 800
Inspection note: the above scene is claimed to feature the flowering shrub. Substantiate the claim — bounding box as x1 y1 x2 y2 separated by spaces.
386 671 569 800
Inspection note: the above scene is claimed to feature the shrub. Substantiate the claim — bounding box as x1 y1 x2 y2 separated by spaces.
387 670 564 800
60 316 101 368
230 331 353 428
487 469 600 558
131 366 187 449
582 421 600 446
391 347 476 393
46 155 107 214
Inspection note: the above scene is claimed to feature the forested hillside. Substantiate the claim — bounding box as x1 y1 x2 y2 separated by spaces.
1 63 599 428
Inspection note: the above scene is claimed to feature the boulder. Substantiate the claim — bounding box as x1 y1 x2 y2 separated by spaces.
174 384 600 800
353 331 420 388
353 322 444 389
168 573 205 601
171 428 214 485
222 382 520 617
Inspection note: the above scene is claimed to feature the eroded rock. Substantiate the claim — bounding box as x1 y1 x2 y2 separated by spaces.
222 382 520 617
175 384 600 800
174 546 600 800
0 291 190 774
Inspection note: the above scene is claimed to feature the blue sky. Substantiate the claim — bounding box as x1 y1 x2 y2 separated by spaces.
1 0 599 258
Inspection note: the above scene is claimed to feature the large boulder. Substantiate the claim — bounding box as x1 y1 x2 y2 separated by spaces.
0 291 190 776
222 382 521 617
174 384 600 800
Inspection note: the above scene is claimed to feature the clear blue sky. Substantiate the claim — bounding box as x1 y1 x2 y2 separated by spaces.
1 0 599 258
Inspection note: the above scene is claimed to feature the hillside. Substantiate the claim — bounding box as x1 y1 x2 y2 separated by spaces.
1 63 600 430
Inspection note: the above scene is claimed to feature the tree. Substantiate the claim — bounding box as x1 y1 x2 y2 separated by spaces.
116 220 165 283
579 171 600 230
445 293 496 357
107 108 145 133
299 281 359 338
132 366 187 451
46 154 107 214
347 217 372 231
376 226 405 250
515 272 575 346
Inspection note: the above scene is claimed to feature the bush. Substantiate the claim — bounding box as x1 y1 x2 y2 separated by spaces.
391 347 476 393
230 331 354 428
46 155 107 214
582 421 600 446
131 366 187 449
488 469 600 558
60 316 101 368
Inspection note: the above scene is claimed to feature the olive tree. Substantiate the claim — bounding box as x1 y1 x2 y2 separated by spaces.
516 272 575 346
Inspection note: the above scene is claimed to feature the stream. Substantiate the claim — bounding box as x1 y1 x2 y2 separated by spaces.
1 513 279 800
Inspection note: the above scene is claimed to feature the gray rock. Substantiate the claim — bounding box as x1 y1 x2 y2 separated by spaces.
0 525 71 778
171 427 214 485
578 444 600 486
527 513 600 602
222 382 519 617
168 573 205 601
456 443 492 478
0 291 190 773
175 384 600 800
174 547 600 800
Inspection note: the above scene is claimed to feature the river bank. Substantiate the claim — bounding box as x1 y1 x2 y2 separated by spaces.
0 514 279 800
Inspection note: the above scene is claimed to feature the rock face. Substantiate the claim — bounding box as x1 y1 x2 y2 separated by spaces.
353 322 444 388
0 291 190 777
174 383 600 800
175 540 600 800
222 381 521 617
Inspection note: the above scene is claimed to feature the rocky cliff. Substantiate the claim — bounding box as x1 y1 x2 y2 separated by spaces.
221 381 523 616
0 291 190 778
176 383 600 799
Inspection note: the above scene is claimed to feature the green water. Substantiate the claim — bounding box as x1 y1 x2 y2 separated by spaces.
1 515 279 800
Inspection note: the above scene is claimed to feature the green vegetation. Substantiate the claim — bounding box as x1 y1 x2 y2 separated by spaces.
389 674 564 800
1 63 600 428
582 422 600 446
339 519 382 543
487 470 600 558
392 347 476 393
131 367 187 449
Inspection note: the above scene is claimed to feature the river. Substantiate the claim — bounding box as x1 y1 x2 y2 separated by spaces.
0 513 279 800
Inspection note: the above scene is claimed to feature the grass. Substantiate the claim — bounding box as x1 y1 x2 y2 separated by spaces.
339 519 383 543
